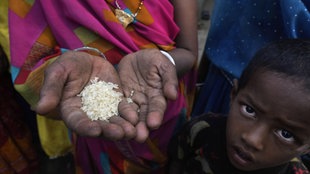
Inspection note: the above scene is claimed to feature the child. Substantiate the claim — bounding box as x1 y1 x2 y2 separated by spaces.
168 39 310 174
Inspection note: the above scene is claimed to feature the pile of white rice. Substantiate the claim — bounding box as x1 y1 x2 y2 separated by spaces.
77 77 123 121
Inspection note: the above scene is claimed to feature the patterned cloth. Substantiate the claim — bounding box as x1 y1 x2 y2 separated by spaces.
1 0 196 173
169 113 310 174
0 49 38 174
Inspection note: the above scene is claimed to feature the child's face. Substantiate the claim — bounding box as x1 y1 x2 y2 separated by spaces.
226 71 310 171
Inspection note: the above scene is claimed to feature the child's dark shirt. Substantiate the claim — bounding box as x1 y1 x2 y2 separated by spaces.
168 113 309 174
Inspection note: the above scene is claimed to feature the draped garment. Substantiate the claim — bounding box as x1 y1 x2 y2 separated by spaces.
1 0 196 173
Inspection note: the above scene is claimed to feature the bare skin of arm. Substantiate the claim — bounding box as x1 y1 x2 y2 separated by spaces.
35 0 197 142
170 0 198 77
118 0 198 142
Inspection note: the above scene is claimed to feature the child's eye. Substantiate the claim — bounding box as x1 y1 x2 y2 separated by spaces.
241 104 256 117
275 129 295 142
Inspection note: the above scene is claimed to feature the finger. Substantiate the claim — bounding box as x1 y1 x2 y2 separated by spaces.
131 90 147 107
118 99 139 125
36 63 67 115
97 121 125 140
108 116 137 140
134 121 149 143
118 89 148 125
60 96 103 137
62 103 127 140
134 105 149 143
160 65 178 100
146 96 166 129
63 109 103 137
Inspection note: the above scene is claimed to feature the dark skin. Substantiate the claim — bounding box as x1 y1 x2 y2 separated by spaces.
35 51 136 140
169 71 310 173
118 49 179 142
227 71 310 171
35 0 198 142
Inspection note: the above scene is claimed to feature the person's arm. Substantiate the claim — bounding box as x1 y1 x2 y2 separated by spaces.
169 0 198 77
168 116 204 173
117 0 198 142
168 114 212 173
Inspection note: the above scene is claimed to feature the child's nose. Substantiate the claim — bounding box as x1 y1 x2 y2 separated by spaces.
241 125 267 151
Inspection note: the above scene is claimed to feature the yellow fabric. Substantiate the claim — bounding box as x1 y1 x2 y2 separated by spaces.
3 3 72 157
37 115 72 158
14 56 73 158
14 58 56 108
2 0 74 159
0 1 10 59
13 54 73 158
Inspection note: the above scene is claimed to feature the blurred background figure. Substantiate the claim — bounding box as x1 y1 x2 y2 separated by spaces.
0 46 39 174
192 0 310 169
197 0 210 21
193 0 310 116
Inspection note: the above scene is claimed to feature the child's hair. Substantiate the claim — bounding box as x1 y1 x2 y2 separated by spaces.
238 39 310 91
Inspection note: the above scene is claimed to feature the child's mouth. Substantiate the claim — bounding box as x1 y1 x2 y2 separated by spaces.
230 146 254 167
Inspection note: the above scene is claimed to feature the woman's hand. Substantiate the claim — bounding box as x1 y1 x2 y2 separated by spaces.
118 49 178 142
35 51 136 140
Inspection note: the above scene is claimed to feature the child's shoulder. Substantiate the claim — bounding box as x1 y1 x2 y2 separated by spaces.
182 113 227 148
189 112 227 129
287 157 310 174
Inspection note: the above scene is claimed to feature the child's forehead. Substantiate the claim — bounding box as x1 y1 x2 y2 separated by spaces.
252 70 308 91
240 71 310 133
246 70 310 107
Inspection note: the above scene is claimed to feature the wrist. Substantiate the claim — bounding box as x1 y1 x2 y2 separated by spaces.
160 50 175 66
73 46 107 59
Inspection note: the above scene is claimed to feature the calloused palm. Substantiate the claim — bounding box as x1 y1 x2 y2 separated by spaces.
35 51 136 140
118 49 178 142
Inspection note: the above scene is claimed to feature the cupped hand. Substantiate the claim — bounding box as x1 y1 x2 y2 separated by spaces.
35 51 136 140
117 49 178 142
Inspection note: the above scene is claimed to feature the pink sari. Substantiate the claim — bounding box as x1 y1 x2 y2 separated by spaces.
7 0 195 173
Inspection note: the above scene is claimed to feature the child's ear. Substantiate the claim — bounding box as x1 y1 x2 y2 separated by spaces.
229 79 239 107
230 79 239 100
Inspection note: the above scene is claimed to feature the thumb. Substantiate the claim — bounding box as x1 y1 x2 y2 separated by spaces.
35 67 66 115
161 67 178 100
